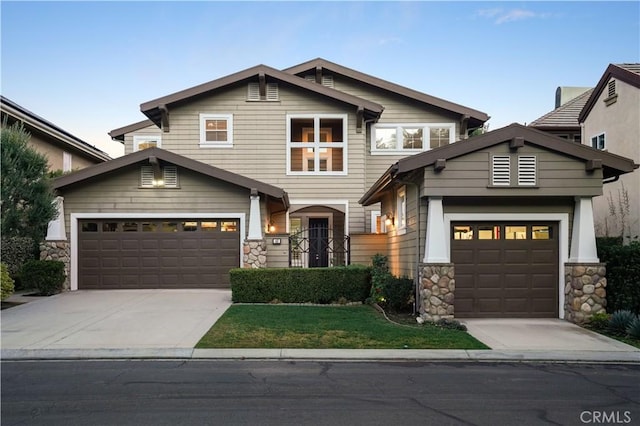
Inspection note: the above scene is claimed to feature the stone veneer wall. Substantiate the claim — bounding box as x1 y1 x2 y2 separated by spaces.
564 263 607 324
419 263 455 321
39 241 70 290
243 239 267 268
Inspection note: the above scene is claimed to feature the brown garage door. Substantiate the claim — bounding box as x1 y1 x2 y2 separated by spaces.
451 222 558 318
78 219 240 289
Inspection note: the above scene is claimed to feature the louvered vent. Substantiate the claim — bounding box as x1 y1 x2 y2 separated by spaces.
140 166 154 187
518 156 536 186
321 75 334 88
608 80 616 98
492 156 511 186
247 83 260 101
163 166 178 187
266 83 278 101
305 75 315 83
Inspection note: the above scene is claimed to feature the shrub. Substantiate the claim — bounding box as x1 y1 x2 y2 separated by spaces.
20 260 65 296
1 263 15 301
231 265 371 304
381 276 414 313
607 310 637 336
587 312 611 331
435 318 467 331
370 254 389 304
0 236 36 278
626 317 640 340
597 240 640 314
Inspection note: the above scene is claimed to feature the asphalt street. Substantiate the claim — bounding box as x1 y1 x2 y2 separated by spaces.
2 360 639 426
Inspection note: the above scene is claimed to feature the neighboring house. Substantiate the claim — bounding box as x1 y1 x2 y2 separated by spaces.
359 124 636 322
1 96 111 172
45 58 489 291
529 87 593 143
578 64 640 240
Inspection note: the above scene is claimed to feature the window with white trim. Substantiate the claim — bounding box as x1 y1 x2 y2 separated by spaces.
200 114 233 148
370 210 386 234
371 123 455 155
287 114 346 175
396 186 407 232
140 165 178 188
591 133 605 150
491 155 511 186
62 151 72 172
133 135 161 152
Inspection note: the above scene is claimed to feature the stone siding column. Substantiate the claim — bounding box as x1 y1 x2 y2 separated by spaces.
243 239 267 268
39 241 70 290
419 263 455 321
564 263 606 324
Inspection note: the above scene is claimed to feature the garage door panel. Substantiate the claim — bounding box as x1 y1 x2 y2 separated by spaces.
452 222 558 318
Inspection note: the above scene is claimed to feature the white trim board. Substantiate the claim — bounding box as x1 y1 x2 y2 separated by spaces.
69 212 246 291
444 212 570 320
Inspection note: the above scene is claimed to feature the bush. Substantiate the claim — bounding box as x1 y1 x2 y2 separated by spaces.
0 236 36 280
607 310 637 336
20 260 65 296
369 254 389 304
587 312 611 331
231 265 371 304
435 318 467 331
626 317 640 340
1 263 15 301
597 241 640 314
381 276 414 313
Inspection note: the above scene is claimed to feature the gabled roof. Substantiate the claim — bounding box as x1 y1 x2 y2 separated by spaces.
54 147 289 209
1 95 111 162
283 58 490 129
578 63 640 123
139 64 384 127
108 119 155 142
360 123 638 205
529 88 593 131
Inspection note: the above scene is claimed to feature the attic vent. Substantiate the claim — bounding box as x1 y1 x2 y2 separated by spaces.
608 80 616 98
163 165 178 187
491 156 511 186
321 75 334 88
517 156 537 186
247 83 260 101
140 166 154 187
266 83 279 101
140 165 178 188
305 75 315 83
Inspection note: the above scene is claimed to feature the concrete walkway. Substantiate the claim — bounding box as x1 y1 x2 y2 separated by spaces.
1 290 638 363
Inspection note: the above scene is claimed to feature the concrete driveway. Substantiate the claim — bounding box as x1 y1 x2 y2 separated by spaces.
1 290 231 357
462 318 639 352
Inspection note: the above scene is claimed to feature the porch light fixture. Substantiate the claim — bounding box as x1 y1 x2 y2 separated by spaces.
269 223 276 233
385 214 394 227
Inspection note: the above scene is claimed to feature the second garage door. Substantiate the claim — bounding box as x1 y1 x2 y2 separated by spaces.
451 222 558 318
78 219 240 289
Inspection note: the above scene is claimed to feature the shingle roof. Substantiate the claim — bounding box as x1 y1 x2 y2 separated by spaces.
529 88 593 130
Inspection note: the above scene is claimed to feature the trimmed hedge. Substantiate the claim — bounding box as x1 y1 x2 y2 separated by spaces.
231 265 371 304
597 240 640 314
20 260 65 296
1 263 15 301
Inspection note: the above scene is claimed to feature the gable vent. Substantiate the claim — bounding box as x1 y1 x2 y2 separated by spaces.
492 156 511 186
321 75 334 88
266 83 279 101
305 75 315 83
518 156 537 186
163 165 178 188
608 80 616 98
247 83 260 101
140 166 154 187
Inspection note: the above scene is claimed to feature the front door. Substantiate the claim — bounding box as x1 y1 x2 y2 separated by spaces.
308 218 329 267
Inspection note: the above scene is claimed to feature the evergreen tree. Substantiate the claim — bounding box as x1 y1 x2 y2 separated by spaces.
1 121 57 244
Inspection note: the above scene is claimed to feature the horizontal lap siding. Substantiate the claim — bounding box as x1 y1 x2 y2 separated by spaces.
349 233 388 266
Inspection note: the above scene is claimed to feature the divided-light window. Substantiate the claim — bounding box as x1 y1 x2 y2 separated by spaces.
287 114 346 175
372 123 454 154
591 133 605 150
133 135 161 152
200 114 233 148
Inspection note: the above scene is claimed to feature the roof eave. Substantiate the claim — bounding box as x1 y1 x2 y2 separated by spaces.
579 64 640 123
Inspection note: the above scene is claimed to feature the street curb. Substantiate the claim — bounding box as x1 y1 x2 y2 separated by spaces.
2 348 639 363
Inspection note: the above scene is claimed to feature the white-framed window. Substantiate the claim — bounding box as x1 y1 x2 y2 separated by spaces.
591 133 605 150
396 186 407 233
62 151 72 172
370 210 387 234
200 114 233 148
286 114 347 175
133 135 161 152
371 123 455 155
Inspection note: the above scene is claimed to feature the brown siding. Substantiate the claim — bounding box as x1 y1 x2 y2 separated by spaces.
349 233 388 266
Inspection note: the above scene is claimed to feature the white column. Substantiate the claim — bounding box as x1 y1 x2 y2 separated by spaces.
569 196 599 263
423 196 449 263
247 190 263 240
46 196 66 241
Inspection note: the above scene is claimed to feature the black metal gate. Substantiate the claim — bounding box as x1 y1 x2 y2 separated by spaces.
289 226 350 268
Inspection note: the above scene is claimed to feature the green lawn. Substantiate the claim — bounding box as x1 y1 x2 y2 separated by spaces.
196 304 489 349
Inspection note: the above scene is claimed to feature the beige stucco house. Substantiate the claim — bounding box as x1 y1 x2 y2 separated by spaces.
578 64 640 241
1 96 111 172
360 124 636 322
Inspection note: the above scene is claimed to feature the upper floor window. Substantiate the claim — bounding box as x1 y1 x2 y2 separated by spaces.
591 133 605 150
287 114 347 175
133 135 161 152
371 123 455 155
200 114 233 148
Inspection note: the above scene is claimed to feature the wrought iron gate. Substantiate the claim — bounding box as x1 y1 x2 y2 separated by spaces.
289 227 350 267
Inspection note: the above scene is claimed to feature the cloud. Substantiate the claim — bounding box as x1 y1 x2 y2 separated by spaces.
477 8 549 24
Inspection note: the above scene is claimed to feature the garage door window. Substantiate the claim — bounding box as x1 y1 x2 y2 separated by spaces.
453 225 473 240
221 221 237 232
182 221 198 231
82 222 98 232
103 222 119 232
478 225 500 239
453 224 555 241
505 226 527 240
202 221 218 231
532 225 552 239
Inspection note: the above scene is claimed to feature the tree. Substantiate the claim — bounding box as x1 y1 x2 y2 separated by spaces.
1 121 57 244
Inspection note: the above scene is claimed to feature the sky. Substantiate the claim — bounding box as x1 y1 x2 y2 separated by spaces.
1 1 639 158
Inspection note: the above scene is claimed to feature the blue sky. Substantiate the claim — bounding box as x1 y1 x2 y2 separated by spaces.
2 1 638 158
